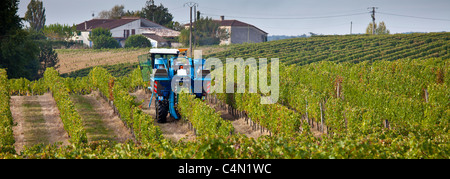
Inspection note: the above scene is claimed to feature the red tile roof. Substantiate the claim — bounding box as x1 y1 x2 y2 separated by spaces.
184 19 267 34
76 18 139 31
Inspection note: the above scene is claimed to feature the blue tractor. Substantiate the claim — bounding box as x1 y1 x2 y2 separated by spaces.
139 49 211 123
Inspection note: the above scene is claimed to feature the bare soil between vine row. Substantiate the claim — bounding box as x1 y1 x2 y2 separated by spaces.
10 93 70 153
71 91 134 143
130 89 195 142
10 91 135 153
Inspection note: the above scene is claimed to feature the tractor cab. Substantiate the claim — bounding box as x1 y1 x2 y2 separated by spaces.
150 49 179 79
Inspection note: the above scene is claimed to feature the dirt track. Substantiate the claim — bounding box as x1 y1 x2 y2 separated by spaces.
10 93 70 152
130 89 195 142
71 91 134 143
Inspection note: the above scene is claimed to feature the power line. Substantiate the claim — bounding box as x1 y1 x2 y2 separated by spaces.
201 12 367 20
200 6 366 17
169 6 185 10
378 12 450 22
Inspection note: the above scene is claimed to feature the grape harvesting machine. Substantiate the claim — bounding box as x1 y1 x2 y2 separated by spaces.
138 49 211 123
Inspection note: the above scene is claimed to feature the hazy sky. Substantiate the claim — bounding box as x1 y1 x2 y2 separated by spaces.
18 0 450 35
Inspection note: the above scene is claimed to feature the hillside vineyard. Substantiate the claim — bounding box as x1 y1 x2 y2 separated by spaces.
0 33 449 159
207 32 450 65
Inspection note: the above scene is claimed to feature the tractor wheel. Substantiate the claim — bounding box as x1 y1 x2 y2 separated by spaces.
156 100 168 123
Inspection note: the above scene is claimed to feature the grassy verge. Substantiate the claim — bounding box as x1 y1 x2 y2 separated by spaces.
70 94 115 142
22 98 49 145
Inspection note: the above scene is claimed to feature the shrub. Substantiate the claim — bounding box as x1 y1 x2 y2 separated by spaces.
92 35 120 49
89 27 120 49
124 35 151 48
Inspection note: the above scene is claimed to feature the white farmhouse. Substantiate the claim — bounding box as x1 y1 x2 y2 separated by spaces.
184 16 268 45
72 17 181 48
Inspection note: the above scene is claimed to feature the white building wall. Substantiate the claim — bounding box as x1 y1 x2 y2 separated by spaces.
230 26 267 44
73 31 91 47
110 19 142 38
146 38 158 48
70 31 91 47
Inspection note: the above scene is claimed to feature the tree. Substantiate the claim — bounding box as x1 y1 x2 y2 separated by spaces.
0 0 21 37
25 0 46 32
141 0 173 26
179 17 229 46
366 21 390 35
1 30 40 80
1 0 40 80
37 41 59 78
124 10 142 17
89 27 112 39
178 29 190 46
42 23 76 41
98 5 125 19
92 35 120 49
89 27 120 49
166 21 183 31
376 21 390 35
124 35 151 48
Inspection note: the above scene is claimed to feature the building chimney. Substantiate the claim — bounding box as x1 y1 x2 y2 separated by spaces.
220 16 224 21
85 21 87 30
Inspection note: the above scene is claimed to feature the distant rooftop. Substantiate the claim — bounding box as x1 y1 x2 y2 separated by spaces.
184 16 267 34
76 17 180 37
76 17 167 31
76 18 138 31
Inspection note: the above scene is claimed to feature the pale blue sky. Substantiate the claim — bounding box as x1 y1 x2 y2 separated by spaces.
18 0 450 35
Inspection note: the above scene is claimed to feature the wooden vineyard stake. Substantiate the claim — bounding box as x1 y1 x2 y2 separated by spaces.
320 101 323 132
337 82 340 98
383 119 390 130
305 99 310 127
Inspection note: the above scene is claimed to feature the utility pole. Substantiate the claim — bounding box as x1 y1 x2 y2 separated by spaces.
193 5 197 50
247 25 250 43
350 21 352 35
368 7 378 35
194 6 197 22
184 2 198 58
190 6 192 57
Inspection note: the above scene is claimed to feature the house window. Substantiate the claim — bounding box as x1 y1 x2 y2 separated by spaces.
124 30 130 38
132 29 135 35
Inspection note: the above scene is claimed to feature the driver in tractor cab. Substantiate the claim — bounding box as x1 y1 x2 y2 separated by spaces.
178 48 188 57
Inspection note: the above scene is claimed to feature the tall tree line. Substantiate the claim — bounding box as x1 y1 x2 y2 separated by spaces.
0 0 59 80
